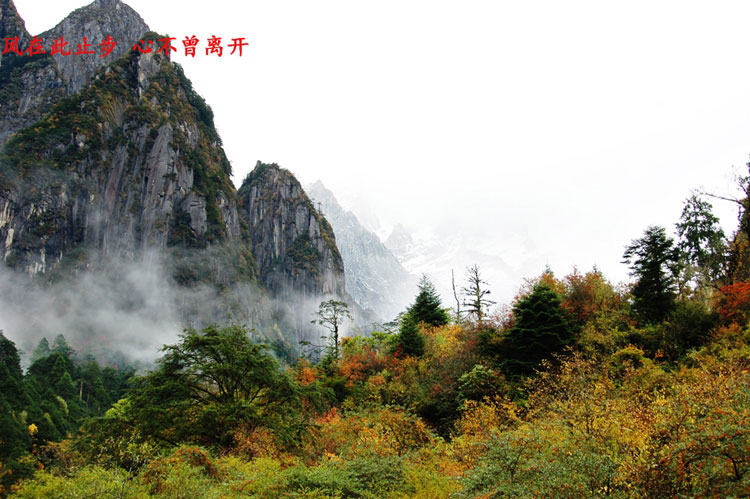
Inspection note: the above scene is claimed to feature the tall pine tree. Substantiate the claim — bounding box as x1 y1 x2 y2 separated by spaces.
500 283 572 377
407 275 449 327
623 225 680 323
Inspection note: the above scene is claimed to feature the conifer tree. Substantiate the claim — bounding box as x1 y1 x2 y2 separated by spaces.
0 331 23 380
622 226 680 323
676 194 727 288
31 337 51 363
51 334 74 358
0 332 28 410
500 283 572 377
397 314 425 356
407 275 449 327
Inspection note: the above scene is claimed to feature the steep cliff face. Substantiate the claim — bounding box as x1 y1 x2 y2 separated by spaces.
0 0 29 52
238 163 345 298
306 181 414 320
40 0 150 95
0 0 63 145
0 0 148 145
0 36 252 284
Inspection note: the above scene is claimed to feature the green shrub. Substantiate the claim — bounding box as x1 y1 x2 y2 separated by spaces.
13 466 147 498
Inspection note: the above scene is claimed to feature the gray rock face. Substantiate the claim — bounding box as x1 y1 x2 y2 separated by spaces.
0 55 65 146
384 223 415 258
238 163 345 298
0 0 149 146
306 181 414 320
0 1 63 145
0 0 29 47
40 0 150 95
0 46 247 283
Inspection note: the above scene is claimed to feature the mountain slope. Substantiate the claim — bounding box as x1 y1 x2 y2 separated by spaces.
40 0 150 95
306 181 414 320
0 1 348 358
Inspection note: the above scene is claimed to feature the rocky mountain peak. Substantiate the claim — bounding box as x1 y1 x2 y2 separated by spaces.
0 0 30 77
0 0 149 147
0 0 29 40
238 162 345 298
0 37 245 276
385 223 414 256
0 1 357 350
40 0 149 94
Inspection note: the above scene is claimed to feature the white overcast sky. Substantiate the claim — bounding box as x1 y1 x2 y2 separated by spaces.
15 0 750 303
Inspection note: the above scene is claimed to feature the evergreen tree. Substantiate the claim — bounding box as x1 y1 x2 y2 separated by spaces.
623 226 680 324
51 334 74 358
397 314 425 356
30 337 51 363
500 283 572 377
0 332 28 409
54 370 78 401
676 194 727 287
0 331 23 380
407 275 449 327
0 399 30 460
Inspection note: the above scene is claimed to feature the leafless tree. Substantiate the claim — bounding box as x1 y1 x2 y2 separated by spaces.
462 265 496 322
451 269 462 323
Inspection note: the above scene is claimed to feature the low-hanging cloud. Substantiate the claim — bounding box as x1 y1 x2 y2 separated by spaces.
0 249 271 367
0 248 368 368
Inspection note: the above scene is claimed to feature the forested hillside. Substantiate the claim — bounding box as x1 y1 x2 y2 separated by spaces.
2 171 749 497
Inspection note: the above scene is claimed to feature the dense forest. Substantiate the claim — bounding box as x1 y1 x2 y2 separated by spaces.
1 171 750 497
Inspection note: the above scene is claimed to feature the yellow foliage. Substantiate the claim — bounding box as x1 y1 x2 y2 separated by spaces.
232 426 286 461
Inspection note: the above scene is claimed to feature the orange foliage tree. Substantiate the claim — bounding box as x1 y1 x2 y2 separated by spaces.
713 281 750 325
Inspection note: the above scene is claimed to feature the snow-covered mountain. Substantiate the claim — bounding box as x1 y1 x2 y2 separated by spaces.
306 182 415 321
384 224 544 309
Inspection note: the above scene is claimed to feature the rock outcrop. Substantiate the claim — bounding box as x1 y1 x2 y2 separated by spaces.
239 163 345 298
0 0 28 46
